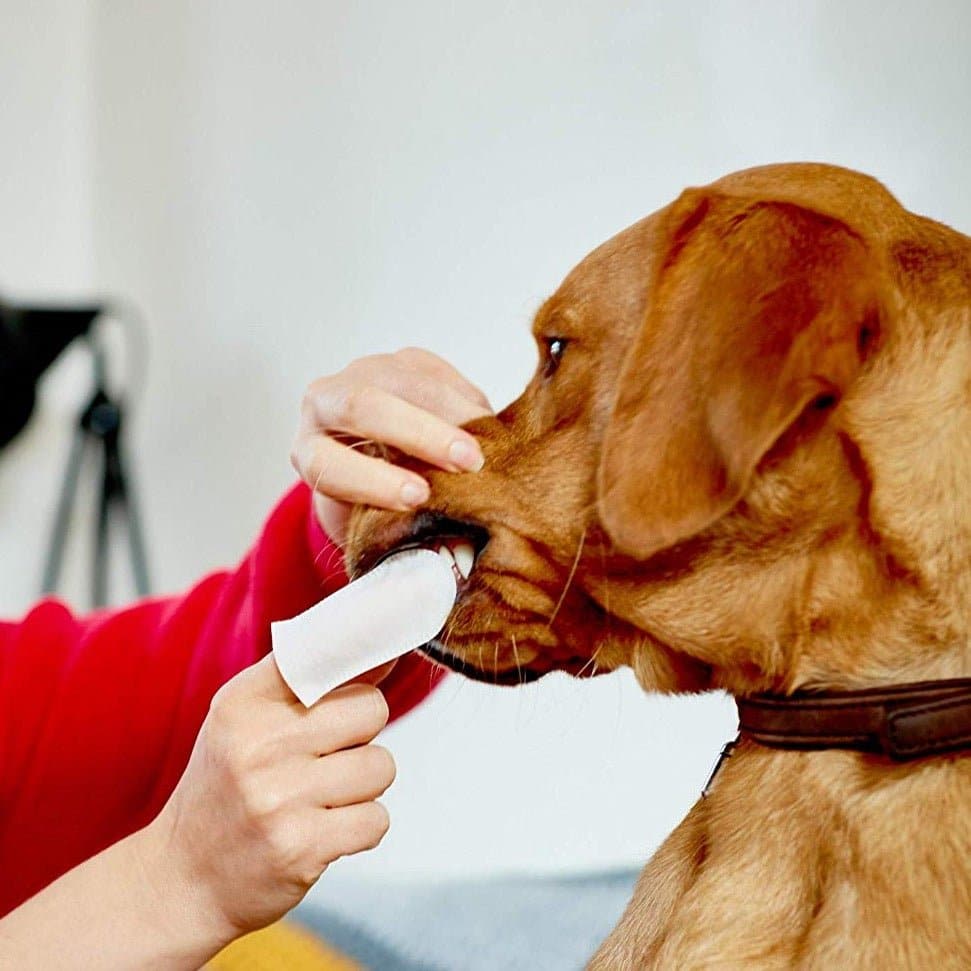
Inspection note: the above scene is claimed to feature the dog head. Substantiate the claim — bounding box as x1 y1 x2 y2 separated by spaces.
346 163 971 697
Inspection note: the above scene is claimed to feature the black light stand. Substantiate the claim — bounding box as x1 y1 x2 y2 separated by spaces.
0 299 101 449
40 328 151 607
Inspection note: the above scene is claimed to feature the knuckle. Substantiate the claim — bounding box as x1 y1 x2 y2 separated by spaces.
216 744 247 784
209 678 234 712
361 802 391 847
363 686 390 732
289 440 309 478
343 354 374 375
302 380 332 420
317 387 347 426
241 782 283 824
321 686 389 745
295 437 340 492
303 448 330 489
375 689 391 726
368 745 397 788
299 385 318 416
295 858 326 889
345 354 390 386
306 375 332 398
393 346 426 367
205 684 270 775
332 385 371 427
207 683 239 736
290 427 311 464
264 824 302 872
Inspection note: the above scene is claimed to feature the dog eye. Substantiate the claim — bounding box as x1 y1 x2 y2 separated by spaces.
542 337 569 378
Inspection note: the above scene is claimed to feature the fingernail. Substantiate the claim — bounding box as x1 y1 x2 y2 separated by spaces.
448 439 485 472
400 479 430 507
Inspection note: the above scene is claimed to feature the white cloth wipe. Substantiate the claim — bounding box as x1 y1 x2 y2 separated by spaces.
271 547 457 707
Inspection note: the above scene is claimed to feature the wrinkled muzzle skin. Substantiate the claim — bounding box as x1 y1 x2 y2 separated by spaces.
345 162 971 701
345 209 708 692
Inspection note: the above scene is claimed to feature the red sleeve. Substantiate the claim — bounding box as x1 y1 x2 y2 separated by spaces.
0 482 443 916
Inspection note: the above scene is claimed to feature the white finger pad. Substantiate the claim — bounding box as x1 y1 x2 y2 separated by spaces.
271 548 457 707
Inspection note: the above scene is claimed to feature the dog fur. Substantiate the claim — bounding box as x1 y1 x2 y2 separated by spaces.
346 163 971 968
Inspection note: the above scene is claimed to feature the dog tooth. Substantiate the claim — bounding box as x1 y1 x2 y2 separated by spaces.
452 542 475 579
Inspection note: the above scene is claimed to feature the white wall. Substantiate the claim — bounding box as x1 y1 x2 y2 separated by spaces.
3 1 971 881
0 2 92 293
0 0 97 614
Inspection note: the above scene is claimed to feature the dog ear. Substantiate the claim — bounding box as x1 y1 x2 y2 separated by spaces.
597 191 881 560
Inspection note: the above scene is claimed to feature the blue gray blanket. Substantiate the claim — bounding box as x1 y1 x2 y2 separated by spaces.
295 869 640 970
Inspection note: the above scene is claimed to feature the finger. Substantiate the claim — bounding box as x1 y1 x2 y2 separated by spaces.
303 683 390 754
392 347 493 411
236 652 302 703
313 492 351 547
293 433 431 511
309 744 397 807
310 370 491 434
344 659 398 686
388 375 492 428
314 801 391 861
321 387 484 473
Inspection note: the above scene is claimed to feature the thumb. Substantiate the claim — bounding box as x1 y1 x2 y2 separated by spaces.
344 659 399 687
240 651 297 702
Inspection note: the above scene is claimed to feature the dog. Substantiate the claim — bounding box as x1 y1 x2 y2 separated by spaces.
346 163 971 968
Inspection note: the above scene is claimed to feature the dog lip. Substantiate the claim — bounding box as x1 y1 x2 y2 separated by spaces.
355 512 490 579
421 640 603 684
421 640 544 685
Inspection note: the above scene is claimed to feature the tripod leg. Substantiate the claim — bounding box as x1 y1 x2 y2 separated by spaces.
41 425 88 596
93 440 111 608
110 436 151 598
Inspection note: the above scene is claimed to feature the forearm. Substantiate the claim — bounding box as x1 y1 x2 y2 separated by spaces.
0 822 230 970
0 483 442 919
0 484 340 916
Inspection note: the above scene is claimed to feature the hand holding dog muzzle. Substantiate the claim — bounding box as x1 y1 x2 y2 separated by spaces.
291 347 492 545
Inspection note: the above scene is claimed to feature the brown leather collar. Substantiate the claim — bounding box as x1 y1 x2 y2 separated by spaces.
737 678 971 760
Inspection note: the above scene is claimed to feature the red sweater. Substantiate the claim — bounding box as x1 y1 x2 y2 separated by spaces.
0 483 442 916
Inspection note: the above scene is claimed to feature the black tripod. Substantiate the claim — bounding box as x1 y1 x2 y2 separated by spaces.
41 339 150 607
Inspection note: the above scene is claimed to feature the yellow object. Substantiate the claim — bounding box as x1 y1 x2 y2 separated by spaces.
207 920 361 971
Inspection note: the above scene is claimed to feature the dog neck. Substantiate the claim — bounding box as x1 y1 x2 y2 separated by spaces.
630 730 971 967
737 678 971 759
699 678 971 804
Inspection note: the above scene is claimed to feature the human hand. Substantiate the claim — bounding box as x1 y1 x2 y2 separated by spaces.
291 347 493 545
141 655 395 944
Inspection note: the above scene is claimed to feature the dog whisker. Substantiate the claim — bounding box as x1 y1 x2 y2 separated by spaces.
547 527 587 628
323 545 344 572
511 634 523 685
329 433 377 452
575 643 605 680
313 542 346 579
348 438 374 450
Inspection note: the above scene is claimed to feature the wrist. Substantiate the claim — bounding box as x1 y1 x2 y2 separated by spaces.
126 813 237 964
0 819 235 971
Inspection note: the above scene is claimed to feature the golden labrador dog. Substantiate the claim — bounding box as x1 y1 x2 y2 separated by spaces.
346 163 971 968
